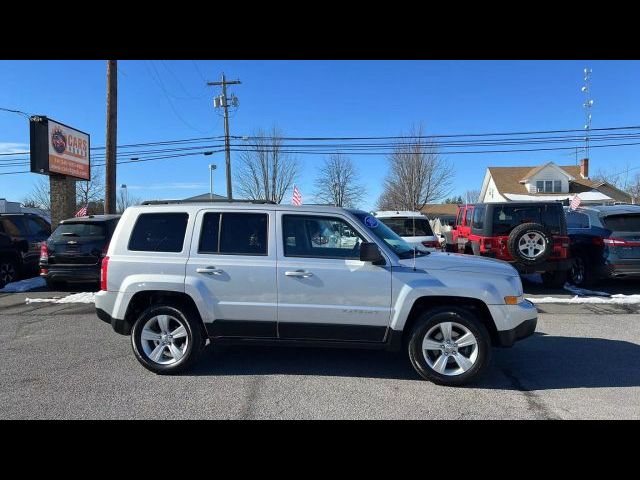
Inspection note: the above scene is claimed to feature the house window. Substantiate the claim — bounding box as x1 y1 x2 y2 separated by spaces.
554 180 562 193
536 181 544 193
545 181 553 192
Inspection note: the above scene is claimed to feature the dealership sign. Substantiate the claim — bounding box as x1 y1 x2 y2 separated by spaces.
30 116 90 181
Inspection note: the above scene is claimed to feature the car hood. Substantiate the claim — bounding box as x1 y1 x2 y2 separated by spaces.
398 252 519 277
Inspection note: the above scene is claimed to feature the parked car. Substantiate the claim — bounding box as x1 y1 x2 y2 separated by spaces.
374 211 441 251
0 213 51 288
95 200 537 386
566 204 640 287
447 202 572 288
40 215 120 289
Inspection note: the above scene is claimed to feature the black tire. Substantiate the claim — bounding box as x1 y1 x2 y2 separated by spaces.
507 223 553 266
407 307 492 386
45 278 65 290
541 270 567 289
0 257 18 289
569 255 597 288
131 304 205 375
445 243 456 253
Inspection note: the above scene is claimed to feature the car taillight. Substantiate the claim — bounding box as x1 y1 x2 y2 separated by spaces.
100 255 109 291
422 240 440 249
604 238 640 247
480 239 494 252
40 243 48 262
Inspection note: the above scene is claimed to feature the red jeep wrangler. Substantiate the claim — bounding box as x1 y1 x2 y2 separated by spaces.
446 202 572 288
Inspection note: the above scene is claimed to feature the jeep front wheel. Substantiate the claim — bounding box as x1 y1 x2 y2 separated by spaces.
407 307 492 386
131 304 204 375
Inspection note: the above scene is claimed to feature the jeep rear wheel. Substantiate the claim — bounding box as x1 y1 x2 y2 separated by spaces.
131 305 204 375
507 223 552 266
407 307 492 386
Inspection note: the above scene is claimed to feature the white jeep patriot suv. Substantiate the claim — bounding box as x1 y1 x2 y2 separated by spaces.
95 200 537 386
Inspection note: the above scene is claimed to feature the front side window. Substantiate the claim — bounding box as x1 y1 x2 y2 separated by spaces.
283 215 363 259
472 205 485 230
199 212 268 255
351 211 425 259
464 208 473 226
128 213 189 252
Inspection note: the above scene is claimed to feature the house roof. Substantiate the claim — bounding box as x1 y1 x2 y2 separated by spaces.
488 165 597 196
420 203 460 217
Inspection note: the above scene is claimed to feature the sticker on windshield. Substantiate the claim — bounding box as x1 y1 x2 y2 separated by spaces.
364 216 379 228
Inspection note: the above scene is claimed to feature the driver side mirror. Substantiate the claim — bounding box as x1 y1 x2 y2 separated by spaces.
359 242 385 266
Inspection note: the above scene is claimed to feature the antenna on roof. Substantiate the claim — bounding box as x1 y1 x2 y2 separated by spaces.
582 67 593 162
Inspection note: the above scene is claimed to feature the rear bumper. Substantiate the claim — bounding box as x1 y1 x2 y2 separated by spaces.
40 264 101 282
96 307 131 335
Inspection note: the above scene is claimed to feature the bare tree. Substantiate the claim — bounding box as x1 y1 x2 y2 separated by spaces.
234 127 301 203
23 177 51 214
313 154 365 207
376 125 453 211
76 168 105 209
463 189 481 204
116 188 142 213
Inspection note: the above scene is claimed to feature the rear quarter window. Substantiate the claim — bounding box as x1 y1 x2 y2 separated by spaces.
128 213 189 252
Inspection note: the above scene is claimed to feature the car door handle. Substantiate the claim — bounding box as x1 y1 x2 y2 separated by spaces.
285 270 313 278
196 267 224 275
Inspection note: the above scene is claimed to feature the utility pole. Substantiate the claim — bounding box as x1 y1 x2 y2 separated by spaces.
105 60 118 214
207 73 241 200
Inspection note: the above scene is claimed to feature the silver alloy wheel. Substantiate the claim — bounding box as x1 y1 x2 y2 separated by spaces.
140 314 189 365
518 232 546 259
0 261 16 286
422 321 479 376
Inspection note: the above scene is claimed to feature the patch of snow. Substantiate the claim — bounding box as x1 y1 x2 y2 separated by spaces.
563 283 611 297
0 276 46 293
25 292 96 304
528 294 640 305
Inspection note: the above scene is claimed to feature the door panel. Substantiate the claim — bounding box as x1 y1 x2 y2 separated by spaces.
276 212 392 342
185 209 277 337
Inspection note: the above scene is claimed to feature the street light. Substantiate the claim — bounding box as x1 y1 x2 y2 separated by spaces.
209 164 217 199
120 184 128 209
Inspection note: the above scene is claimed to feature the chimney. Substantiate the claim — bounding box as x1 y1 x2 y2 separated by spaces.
580 158 589 179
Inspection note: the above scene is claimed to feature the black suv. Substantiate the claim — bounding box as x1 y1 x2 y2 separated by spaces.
463 202 572 288
566 204 640 287
0 213 51 288
40 215 120 289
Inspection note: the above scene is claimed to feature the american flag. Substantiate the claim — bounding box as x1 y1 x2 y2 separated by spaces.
291 185 302 206
570 195 581 210
74 204 88 217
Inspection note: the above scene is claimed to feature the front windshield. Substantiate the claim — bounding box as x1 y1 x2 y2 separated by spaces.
352 211 427 259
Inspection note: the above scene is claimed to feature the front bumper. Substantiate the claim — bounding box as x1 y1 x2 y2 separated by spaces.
488 300 538 347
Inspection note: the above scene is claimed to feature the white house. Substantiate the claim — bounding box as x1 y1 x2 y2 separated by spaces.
479 159 632 205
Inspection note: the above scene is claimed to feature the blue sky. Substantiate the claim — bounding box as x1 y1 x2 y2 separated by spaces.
1 60 640 211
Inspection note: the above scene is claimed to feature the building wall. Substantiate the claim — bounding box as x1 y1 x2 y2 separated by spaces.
481 176 506 203
525 167 570 194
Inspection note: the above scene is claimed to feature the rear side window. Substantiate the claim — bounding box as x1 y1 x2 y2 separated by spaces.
128 213 188 252
381 217 434 237
198 212 268 255
602 214 640 232
1 217 28 237
464 208 472 226
566 211 590 229
472 205 485 230
53 222 106 240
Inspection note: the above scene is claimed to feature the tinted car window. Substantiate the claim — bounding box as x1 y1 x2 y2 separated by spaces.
602 214 640 232
472 205 485 230
381 217 434 237
566 211 590 229
52 222 106 240
464 208 472 226
283 215 363 259
492 205 563 236
198 212 221 253
128 213 188 252
1 217 28 237
220 213 268 255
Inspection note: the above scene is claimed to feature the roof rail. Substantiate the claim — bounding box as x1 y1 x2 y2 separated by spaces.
140 199 278 206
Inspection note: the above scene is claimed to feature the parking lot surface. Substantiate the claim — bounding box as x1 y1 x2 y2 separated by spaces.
1 282 639 419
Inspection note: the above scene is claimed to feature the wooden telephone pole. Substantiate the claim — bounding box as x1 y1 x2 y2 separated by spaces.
105 60 117 214
207 73 241 200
